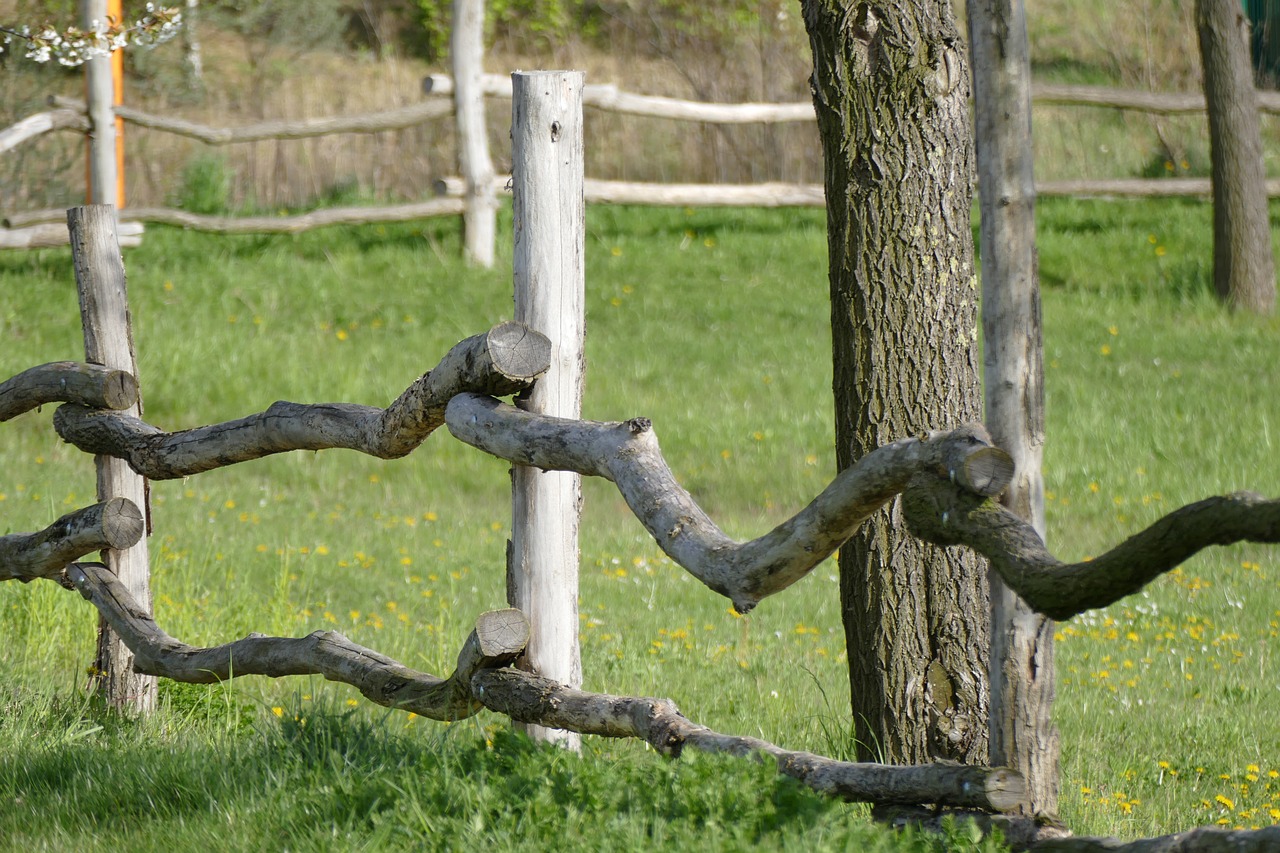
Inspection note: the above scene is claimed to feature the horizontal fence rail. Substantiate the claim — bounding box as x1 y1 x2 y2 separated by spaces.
10 176 1277 236
7 79 1280 244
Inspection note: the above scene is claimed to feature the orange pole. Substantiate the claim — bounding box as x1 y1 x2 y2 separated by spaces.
110 0 125 208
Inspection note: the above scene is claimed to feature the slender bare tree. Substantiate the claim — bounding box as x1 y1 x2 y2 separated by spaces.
1197 0 1276 314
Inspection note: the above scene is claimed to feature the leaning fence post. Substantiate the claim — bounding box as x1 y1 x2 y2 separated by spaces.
509 70 585 749
68 204 155 712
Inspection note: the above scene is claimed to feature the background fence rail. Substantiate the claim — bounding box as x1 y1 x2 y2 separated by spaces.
6 73 1280 246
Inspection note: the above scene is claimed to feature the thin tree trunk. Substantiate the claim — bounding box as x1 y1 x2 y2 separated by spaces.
968 0 1059 817
1197 0 1276 314
452 0 496 267
81 0 116 208
801 0 989 766
182 0 203 86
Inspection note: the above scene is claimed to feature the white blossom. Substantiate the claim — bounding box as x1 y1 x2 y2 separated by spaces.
0 6 181 66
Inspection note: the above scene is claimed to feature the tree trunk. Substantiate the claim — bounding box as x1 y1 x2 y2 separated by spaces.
801 0 989 766
81 0 117 209
182 0 204 86
1197 0 1276 314
968 0 1059 816
452 0 497 268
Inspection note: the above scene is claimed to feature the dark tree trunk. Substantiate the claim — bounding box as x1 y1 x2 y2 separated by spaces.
801 0 989 765
1197 0 1276 314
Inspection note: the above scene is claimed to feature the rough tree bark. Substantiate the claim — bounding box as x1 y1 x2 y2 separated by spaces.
1197 0 1276 314
801 0 989 765
967 0 1059 817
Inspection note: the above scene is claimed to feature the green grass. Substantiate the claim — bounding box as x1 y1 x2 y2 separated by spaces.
1 200 1279 848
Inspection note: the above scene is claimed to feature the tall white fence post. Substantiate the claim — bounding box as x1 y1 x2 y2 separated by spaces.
509 71 585 749
452 0 496 267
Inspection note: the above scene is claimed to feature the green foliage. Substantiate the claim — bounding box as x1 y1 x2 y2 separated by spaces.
170 153 235 214
412 0 590 59
204 0 346 82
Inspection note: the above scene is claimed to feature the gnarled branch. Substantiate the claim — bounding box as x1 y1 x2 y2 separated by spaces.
1 499 144 584
447 394 1011 612
1033 825 1280 852
68 562 528 721
902 473 1280 621
53 323 551 478
64 565 1025 812
472 667 1026 812
49 95 452 145
0 361 138 422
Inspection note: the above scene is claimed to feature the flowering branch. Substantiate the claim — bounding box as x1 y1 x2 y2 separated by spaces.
0 4 181 66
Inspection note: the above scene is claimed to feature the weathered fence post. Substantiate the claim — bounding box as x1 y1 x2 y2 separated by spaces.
968 0 1058 816
68 204 155 712
509 71 585 749
452 0 496 267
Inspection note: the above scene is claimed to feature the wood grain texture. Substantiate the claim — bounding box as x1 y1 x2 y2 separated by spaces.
0 361 138 421
69 203 154 711
509 71 587 748
472 668 1025 812
0 499 144 583
968 0 1058 817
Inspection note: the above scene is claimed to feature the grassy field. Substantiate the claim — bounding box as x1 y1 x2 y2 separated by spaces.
0 199 1278 850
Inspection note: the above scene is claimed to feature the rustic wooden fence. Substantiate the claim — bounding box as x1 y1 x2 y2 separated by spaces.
5 73 1280 251
7 205 1280 851
5 80 1280 852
